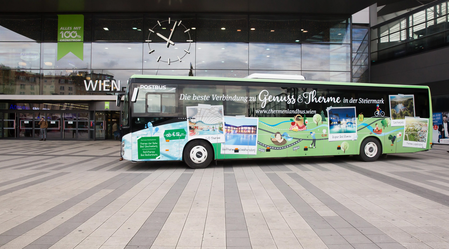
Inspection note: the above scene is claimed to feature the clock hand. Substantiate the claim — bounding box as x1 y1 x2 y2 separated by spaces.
167 21 177 48
156 33 175 45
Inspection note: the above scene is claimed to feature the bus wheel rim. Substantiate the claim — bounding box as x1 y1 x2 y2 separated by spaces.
365 142 378 158
190 145 207 164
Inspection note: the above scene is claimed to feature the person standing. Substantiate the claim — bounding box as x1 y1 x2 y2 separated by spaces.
38 117 48 141
112 122 119 140
439 115 449 141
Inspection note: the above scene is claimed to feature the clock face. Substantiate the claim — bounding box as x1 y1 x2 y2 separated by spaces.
146 18 193 64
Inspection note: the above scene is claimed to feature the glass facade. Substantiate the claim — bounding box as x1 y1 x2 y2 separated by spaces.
371 1 449 63
352 24 369 82
1 13 352 97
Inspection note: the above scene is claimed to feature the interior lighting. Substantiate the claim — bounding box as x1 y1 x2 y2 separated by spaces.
18 62 27 66
237 29 241 32
103 27 109 31
137 29 142 32
221 27 226 30
128 47 131 49
250 28 255 31
266 55 270 58
191 27 196 30
295 40 300 42
105 47 109 49
270 30 275 32
266 48 270 51
44 62 53 66
132 27 137 30
303 30 308 33
338 33 341 35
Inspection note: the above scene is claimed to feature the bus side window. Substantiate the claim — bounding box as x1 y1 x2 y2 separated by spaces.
147 94 161 113
146 93 176 114
162 94 175 113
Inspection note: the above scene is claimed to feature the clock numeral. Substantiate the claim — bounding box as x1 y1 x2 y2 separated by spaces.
157 56 161 62
178 56 182 62
178 20 182 26
168 17 171 24
148 29 154 33
157 20 161 26
184 29 190 33
184 49 190 54
149 49 155 54
168 58 171 65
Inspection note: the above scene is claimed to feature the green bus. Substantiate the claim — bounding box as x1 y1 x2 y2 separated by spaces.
119 74 432 168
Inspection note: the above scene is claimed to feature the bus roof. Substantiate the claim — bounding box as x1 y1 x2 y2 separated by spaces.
129 74 430 90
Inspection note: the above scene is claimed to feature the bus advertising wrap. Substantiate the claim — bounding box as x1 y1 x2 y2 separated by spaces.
120 76 432 168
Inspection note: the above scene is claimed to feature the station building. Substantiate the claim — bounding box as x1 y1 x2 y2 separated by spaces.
0 0 447 140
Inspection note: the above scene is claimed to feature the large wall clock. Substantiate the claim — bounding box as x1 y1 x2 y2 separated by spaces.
145 17 193 65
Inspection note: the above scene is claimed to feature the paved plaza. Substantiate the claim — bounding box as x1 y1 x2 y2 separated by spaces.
0 140 448 249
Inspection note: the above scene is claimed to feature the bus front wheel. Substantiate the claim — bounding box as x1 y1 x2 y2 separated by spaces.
359 137 382 162
184 140 213 169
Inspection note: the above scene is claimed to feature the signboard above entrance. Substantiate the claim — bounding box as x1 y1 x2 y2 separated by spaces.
84 80 121 92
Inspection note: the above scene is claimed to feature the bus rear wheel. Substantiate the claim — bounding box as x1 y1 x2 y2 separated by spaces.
359 137 381 162
184 140 213 169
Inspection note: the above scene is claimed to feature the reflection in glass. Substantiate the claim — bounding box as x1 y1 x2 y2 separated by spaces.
144 43 195 70
302 71 350 82
143 70 193 76
41 70 89 96
249 15 301 43
196 42 248 69
78 112 90 140
94 15 143 42
162 94 176 113
195 70 248 78
302 17 350 43
42 43 91 69
0 42 40 69
46 113 61 140
90 69 142 90
64 113 77 139
0 16 41 42
95 112 105 139
2 112 16 138
19 112 34 138
147 94 161 113
196 15 248 42
302 44 350 71
249 43 300 70
178 85 224 115
0 69 40 95
92 43 142 69
224 86 247 116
